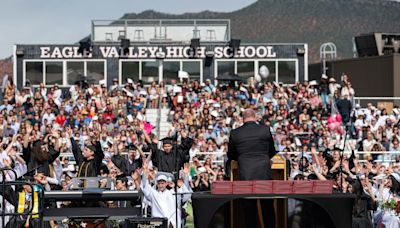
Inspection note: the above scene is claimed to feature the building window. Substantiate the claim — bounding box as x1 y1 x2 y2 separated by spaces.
163 61 180 84
87 61 105 84
258 61 276 83
237 61 254 81
121 61 139 84
26 62 43 85
141 61 158 83
278 61 296 84
217 61 234 77
182 61 201 81
67 61 84 85
45 61 63 85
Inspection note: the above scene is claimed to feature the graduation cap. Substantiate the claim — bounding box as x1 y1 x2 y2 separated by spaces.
85 145 97 152
22 165 45 178
161 137 176 145
127 144 137 150
391 172 400 184
65 171 76 178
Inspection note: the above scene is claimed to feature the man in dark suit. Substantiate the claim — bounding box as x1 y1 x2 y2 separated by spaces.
228 109 276 228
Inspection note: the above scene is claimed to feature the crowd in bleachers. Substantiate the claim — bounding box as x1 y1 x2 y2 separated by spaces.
0 72 399 227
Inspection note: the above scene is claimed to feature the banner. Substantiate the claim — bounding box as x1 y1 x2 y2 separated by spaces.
40 45 277 59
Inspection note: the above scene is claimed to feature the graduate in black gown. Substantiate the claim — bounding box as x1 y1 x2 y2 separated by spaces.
348 177 377 228
68 128 104 177
144 129 193 173
1 173 50 228
22 126 61 177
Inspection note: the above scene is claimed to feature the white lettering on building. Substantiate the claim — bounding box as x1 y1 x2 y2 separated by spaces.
40 47 51 58
39 45 280 59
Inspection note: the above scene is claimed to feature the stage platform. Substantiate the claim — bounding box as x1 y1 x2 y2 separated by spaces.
192 192 355 228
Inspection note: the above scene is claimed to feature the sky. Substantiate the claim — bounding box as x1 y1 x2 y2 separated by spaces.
0 0 256 59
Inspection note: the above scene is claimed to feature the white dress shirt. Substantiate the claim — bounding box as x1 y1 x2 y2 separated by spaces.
141 175 191 228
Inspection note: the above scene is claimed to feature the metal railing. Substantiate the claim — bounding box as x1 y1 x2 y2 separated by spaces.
281 151 400 163
58 150 400 168
1 168 43 228
353 96 400 108
91 19 231 43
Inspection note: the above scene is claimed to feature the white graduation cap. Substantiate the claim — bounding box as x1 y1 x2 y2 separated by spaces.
321 74 328 79
65 171 76 178
99 79 106 86
391 172 400 183
127 78 134 84
178 70 189 79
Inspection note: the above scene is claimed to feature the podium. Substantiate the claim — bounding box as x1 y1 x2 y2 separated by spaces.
229 154 289 228
229 154 289 180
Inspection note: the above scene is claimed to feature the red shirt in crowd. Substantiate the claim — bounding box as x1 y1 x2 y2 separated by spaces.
103 111 114 122
56 114 67 126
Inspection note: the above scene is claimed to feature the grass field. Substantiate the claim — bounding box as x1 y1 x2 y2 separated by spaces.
185 201 194 228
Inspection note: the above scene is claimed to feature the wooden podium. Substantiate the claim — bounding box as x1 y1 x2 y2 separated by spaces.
229 154 289 180
230 154 289 228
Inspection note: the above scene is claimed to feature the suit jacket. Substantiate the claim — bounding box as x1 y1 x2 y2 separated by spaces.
227 121 276 180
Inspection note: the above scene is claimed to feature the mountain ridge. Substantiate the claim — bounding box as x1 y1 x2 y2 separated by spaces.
121 0 400 62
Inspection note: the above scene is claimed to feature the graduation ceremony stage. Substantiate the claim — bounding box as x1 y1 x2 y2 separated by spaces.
192 193 355 228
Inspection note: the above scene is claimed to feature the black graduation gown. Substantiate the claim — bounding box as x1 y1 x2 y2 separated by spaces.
227 121 276 180
22 144 60 177
149 137 193 173
352 193 376 228
126 157 143 175
0 185 50 228
71 138 104 177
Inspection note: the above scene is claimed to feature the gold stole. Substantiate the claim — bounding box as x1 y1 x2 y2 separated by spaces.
17 189 39 227
78 161 90 177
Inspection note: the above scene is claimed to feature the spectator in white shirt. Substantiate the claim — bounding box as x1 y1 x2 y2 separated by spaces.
215 130 228 146
363 132 376 153
42 107 56 125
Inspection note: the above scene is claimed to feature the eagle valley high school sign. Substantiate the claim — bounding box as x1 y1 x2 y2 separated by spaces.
39 46 277 59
